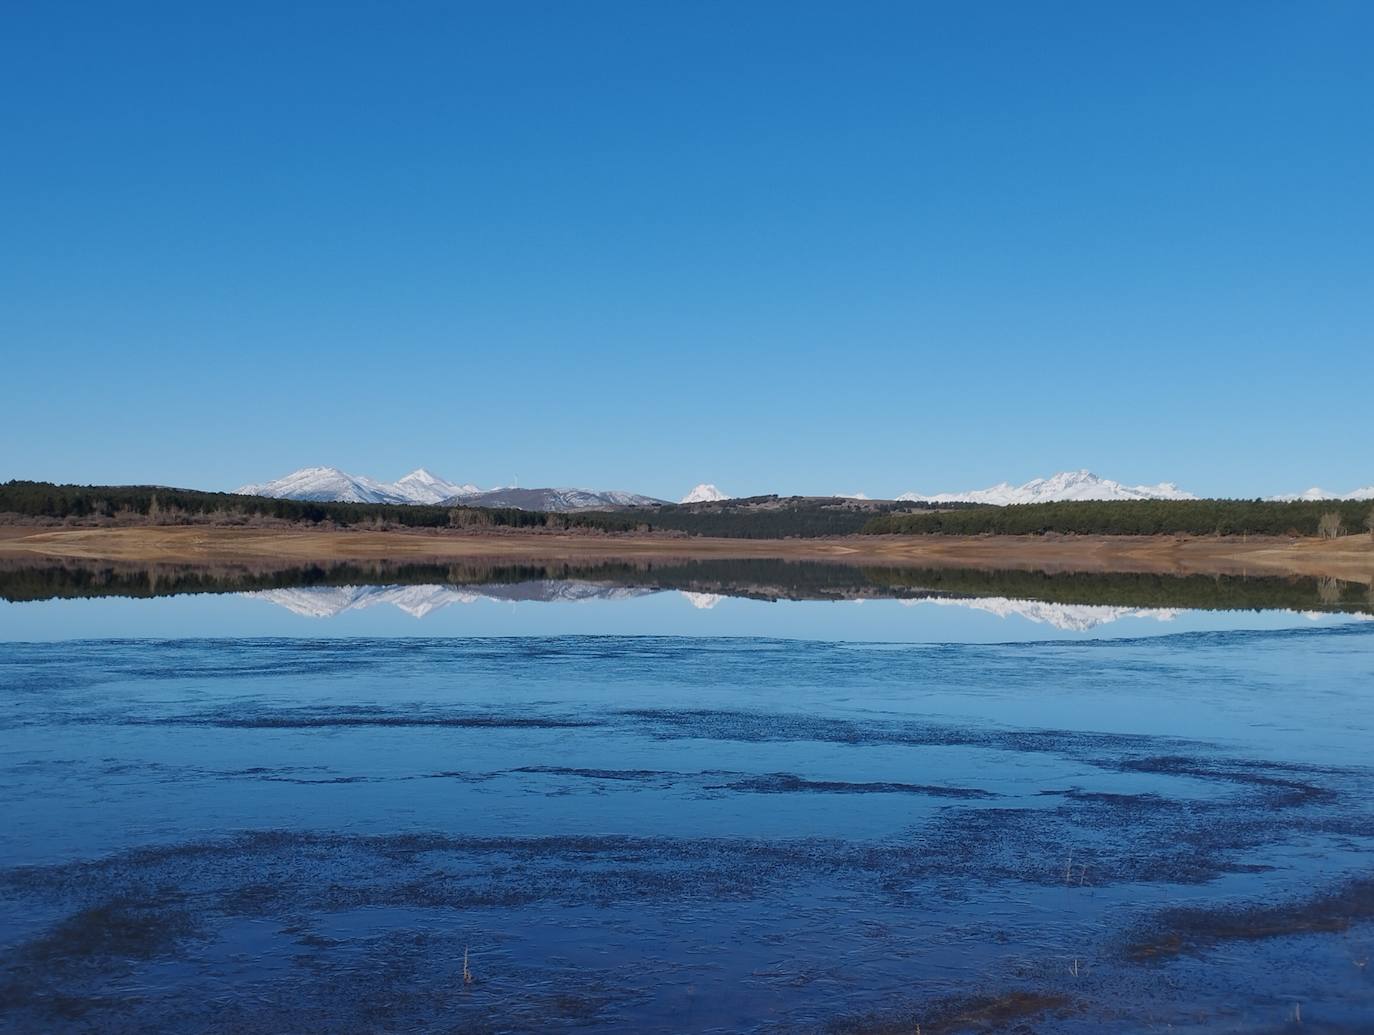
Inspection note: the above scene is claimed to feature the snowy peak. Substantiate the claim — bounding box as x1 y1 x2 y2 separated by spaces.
680 483 730 504
1266 484 1374 502
390 468 480 504
1267 487 1339 502
234 466 414 505
236 466 479 506
443 487 667 511
898 470 1198 505
235 467 664 510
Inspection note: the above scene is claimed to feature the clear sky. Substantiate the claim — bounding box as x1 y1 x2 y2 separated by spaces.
2 1 1370 500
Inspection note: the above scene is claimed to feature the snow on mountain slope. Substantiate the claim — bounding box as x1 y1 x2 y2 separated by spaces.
390 468 480 504
442 487 667 511
897 470 1197 505
680 484 730 504
234 467 416 505
236 468 668 510
236 466 479 505
1266 484 1374 502
1266 488 1339 502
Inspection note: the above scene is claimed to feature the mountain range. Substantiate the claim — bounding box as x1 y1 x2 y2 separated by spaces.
235 467 664 511
235 467 478 506
235 466 1373 510
449 487 667 511
1264 484 1374 502
897 470 1198 505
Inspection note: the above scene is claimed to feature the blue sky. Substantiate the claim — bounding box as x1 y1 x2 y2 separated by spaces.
2 1 1370 500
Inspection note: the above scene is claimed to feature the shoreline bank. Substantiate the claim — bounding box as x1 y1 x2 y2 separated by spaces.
1 525 1371 583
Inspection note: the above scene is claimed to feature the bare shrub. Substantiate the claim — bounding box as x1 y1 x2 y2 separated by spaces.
1317 512 1344 540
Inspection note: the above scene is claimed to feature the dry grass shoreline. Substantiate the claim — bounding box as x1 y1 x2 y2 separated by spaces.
1 525 1371 583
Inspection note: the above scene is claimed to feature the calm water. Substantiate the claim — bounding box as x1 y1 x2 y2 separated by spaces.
2 562 1372 1032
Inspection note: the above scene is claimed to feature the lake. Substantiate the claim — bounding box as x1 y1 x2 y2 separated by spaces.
2 560 1372 1032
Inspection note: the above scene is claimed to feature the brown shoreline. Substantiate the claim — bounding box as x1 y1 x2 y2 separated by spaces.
1 525 1371 583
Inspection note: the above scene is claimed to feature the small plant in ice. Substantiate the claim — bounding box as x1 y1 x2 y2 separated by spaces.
1063 849 1088 886
463 945 473 985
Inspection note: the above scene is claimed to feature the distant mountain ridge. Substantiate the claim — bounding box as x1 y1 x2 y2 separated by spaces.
235 467 666 511
1265 484 1374 502
440 487 666 511
897 470 1198 505
235 467 478 506
233 466 1371 510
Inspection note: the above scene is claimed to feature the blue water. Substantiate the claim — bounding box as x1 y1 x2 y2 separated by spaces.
1 587 1372 1032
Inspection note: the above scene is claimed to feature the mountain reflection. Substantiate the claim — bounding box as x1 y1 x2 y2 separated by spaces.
3 557 1371 625
250 582 654 618
247 582 1188 630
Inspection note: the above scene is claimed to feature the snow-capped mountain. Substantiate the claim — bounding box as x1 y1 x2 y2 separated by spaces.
897 470 1197 505
441 487 667 511
232 465 1373 509
680 484 730 504
235 466 418 505
389 468 481 504
1265 484 1374 502
235 468 668 510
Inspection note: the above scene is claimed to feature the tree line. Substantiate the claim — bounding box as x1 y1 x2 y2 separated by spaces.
0 482 927 539
7 481 1373 540
861 498 1374 538
0 481 640 533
